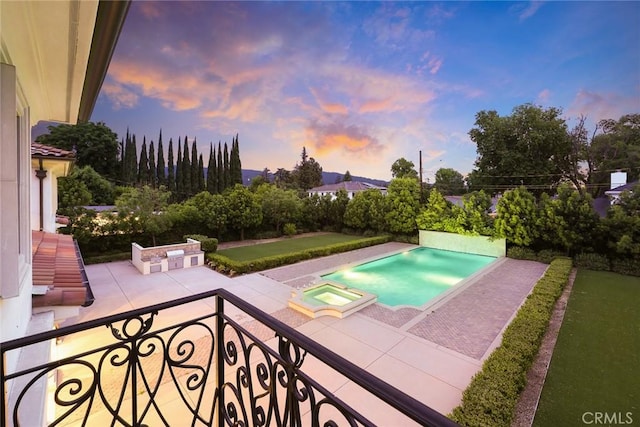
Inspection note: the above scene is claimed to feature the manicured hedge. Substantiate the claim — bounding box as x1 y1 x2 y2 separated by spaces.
611 257 640 276
450 257 573 426
507 246 565 264
183 234 218 252
573 252 610 271
84 252 131 265
207 235 392 275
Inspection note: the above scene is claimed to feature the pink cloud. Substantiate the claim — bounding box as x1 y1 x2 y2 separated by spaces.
428 57 443 75
567 89 639 121
139 2 162 20
537 88 551 103
306 119 385 156
512 1 544 21
309 87 349 115
101 81 139 109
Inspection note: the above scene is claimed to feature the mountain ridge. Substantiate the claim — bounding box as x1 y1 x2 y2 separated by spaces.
240 169 388 187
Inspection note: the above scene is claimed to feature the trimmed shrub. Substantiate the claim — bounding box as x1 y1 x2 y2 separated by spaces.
611 257 640 276
255 230 281 240
283 223 297 237
84 252 131 265
207 235 392 275
450 257 573 426
574 253 610 271
536 249 566 264
506 246 537 261
184 234 218 253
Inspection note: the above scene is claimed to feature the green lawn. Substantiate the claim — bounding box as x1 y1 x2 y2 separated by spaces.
533 270 640 426
217 233 365 262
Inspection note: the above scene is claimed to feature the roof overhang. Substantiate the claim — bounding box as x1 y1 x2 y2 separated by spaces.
0 0 129 126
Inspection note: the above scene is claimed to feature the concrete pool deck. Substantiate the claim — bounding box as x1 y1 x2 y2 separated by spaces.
57 243 548 424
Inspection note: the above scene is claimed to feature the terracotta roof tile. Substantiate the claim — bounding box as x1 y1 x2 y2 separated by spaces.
31 231 93 308
31 142 75 159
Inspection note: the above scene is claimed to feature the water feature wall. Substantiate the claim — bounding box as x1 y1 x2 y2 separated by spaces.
419 230 506 257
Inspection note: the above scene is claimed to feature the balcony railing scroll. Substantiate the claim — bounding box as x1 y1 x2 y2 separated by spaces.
1 288 458 426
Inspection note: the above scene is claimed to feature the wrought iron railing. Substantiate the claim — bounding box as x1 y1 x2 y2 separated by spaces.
1 289 458 426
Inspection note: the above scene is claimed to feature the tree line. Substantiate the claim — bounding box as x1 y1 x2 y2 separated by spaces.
119 130 242 200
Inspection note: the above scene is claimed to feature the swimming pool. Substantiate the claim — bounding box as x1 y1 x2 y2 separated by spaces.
321 247 496 307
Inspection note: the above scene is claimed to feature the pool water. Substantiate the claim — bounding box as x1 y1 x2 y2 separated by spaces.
302 284 362 306
322 247 496 307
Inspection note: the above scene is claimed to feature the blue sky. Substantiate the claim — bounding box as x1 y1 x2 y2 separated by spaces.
91 1 640 182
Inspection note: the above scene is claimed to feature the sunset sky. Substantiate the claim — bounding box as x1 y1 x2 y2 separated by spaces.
91 1 640 182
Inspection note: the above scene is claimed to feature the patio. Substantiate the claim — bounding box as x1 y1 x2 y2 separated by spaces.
51 243 548 424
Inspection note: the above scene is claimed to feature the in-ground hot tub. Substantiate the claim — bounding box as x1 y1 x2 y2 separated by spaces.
288 282 376 318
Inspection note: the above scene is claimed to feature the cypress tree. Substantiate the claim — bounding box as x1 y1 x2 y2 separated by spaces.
176 138 183 198
138 137 149 185
157 130 166 187
191 138 199 193
148 140 157 188
124 132 132 185
167 138 175 193
223 142 230 190
230 134 243 185
131 134 138 185
198 154 205 193
207 143 217 194
119 136 126 184
182 137 191 197
217 142 224 193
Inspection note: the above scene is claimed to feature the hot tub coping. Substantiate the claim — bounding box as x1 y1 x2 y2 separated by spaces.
288 281 377 319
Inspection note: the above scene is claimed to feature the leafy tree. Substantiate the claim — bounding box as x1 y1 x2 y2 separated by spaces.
344 189 386 232
329 188 349 230
538 184 601 254
255 184 302 233
274 168 294 189
36 121 120 179
460 191 493 236
68 165 115 205
385 178 421 234
469 104 571 195
207 143 217 194
137 137 149 185
226 184 262 240
116 185 172 246
249 175 269 191
148 140 157 188
343 170 352 182
58 175 92 213
300 194 322 231
585 114 640 196
167 138 176 194
416 189 457 233
181 191 229 239
434 168 465 195
603 184 640 256
293 147 323 190
156 131 166 187
494 187 539 246
391 158 418 179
